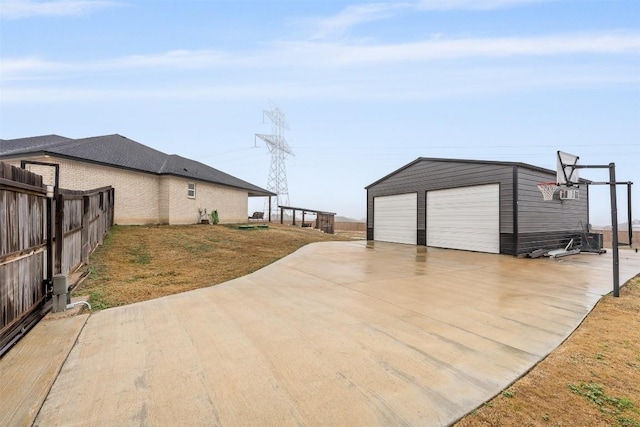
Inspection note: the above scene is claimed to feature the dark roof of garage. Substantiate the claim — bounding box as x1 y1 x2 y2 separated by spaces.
0 134 275 197
365 157 580 189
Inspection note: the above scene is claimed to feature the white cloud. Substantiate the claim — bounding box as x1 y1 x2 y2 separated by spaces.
416 0 548 10
3 32 637 80
0 57 54 76
2 62 637 104
0 50 248 81
305 0 549 41
2 32 638 104
0 0 119 19
0 83 337 103
309 2 410 40
104 50 246 70
0 33 640 83
274 32 640 66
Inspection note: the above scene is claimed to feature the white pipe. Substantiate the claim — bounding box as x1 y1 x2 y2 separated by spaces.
66 301 92 311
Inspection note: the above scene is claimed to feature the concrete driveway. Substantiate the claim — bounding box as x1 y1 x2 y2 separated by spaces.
33 241 640 426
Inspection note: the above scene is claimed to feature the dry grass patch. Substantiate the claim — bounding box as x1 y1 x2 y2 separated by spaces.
455 276 640 427
74 223 357 309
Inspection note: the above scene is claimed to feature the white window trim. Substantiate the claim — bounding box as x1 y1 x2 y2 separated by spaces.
187 182 196 199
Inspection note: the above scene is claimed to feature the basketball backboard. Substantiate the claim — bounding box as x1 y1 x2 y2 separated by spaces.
557 151 580 186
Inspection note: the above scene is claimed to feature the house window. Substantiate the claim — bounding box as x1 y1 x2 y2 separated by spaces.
187 182 196 199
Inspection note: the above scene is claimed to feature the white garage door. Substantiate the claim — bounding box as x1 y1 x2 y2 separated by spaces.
374 193 417 245
427 184 499 253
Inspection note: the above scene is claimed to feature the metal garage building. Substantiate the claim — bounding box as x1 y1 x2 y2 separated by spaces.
366 158 589 256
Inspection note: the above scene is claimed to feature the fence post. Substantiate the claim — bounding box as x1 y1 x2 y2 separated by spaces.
46 196 53 298
109 188 115 227
98 190 106 244
82 195 91 263
52 274 68 313
55 193 64 275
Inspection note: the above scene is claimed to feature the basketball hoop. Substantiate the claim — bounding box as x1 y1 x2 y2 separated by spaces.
537 182 558 201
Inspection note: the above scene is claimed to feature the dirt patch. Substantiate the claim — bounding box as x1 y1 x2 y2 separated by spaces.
455 276 640 427
74 223 358 309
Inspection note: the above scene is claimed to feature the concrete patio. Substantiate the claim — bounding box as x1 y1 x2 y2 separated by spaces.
2 241 639 426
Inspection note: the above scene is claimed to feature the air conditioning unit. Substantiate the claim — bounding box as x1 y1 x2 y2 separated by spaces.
559 189 579 200
582 232 605 254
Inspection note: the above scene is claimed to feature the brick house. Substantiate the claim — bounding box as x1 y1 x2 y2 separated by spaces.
0 134 274 225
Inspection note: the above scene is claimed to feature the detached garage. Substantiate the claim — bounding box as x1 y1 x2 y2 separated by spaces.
366 158 589 256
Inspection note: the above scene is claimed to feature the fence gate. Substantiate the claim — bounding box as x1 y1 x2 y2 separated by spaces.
0 163 49 355
1 161 115 356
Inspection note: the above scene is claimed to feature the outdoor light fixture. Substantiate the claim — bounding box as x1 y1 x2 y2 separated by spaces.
46 185 54 198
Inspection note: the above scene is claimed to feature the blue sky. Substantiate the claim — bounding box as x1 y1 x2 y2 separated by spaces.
1 0 638 225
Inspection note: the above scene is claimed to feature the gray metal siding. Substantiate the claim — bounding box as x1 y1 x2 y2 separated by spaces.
517 168 588 233
367 159 514 237
516 168 588 253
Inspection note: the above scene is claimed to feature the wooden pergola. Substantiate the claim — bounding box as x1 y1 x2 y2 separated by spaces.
278 205 336 234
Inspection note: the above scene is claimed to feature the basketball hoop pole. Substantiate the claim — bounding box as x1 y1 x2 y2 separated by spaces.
609 164 620 298
558 151 635 297
574 163 621 297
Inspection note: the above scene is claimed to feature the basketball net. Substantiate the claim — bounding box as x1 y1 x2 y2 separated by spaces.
537 182 558 201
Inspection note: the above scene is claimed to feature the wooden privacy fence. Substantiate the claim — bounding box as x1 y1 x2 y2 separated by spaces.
0 164 48 350
591 228 639 249
334 222 366 232
0 161 114 354
56 187 114 276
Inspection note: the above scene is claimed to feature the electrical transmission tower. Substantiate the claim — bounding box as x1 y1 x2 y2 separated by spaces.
255 102 294 218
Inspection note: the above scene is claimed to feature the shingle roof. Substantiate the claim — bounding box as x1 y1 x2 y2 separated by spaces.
0 134 274 197
0 135 73 155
